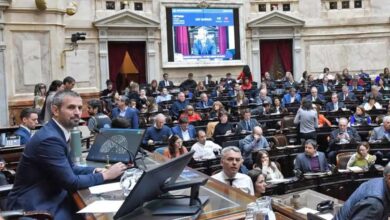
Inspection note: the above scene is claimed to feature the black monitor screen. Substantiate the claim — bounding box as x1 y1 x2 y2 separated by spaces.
114 151 196 219
86 128 145 163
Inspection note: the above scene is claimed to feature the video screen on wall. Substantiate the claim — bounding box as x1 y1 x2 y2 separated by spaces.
166 8 240 62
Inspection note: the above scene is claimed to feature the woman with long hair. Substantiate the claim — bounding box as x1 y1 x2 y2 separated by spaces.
314 104 331 127
40 80 63 123
237 65 253 84
147 79 159 96
350 106 371 125
346 142 376 170
209 101 225 119
33 83 47 111
163 135 188 159
247 169 267 198
253 151 284 181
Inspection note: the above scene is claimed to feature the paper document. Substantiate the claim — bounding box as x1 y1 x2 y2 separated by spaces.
78 200 124 213
89 182 121 194
318 213 334 220
296 207 319 215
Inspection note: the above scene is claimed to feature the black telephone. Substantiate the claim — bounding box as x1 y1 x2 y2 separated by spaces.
316 200 334 212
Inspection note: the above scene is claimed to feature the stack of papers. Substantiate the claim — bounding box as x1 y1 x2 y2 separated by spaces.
78 200 124 213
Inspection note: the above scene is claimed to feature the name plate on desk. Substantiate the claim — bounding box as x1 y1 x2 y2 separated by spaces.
0 136 21 148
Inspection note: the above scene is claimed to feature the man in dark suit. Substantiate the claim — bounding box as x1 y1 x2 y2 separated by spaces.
171 117 196 141
111 95 139 129
14 108 39 145
236 109 259 133
328 118 361 164
196 93 213 109
338 85 357 102
170 92 189 119
305 87 325 104
318 76 333 93
325 93 346 112
7 90 126 219
158 73 174 88
294 139 330 174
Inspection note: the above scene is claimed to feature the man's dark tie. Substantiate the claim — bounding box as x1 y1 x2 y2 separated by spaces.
246 121 250 131
226 178 235 186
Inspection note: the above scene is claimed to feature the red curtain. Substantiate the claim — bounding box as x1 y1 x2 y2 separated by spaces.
260 40 277 77
277 39 293 73
127 42 146 84
108 42 128 91
175 26 190 55
260 39 293 77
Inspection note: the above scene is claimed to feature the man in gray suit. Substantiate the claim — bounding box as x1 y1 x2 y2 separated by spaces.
294 139 330 174
369 116 390 163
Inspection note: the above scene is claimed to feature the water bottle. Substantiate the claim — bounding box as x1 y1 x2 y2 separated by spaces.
0 133 6 146
245 202 257 220
255 196 275 220
70 128 82 164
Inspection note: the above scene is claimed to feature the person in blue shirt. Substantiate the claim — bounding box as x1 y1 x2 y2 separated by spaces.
239 126 270 169
171 117 196 141
142 113 172 146
14 108 39 145
111 96 139 129
170 92 189 120
192 27 216 55
196 93 213 109
281 88 301 107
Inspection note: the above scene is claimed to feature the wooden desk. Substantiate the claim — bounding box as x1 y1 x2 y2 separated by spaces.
0 145 24 170
73 153 257 220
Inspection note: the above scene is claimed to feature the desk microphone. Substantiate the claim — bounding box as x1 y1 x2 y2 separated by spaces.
95 130 139 169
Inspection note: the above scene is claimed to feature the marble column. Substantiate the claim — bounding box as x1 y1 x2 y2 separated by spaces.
293 28 303 82
251 39 261 85
146 28 158 81
0 4 9 126
98 28 109 90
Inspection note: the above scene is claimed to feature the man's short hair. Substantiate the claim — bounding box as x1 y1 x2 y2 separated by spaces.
383 115 390 123
197 130 206 138
119 96 129 105
304 139 317 149
179 117 189 124
19 108 38 120
384 163 390 176
88 99 103 113
221 146 241 157
63 76 76 85
155 113 166 122
111 118 130 128
52 90 81 108
105 79 112 86
163 73 168 77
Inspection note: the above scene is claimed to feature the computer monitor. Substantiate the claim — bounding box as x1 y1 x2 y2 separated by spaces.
86 128 145 163
114 151 201 219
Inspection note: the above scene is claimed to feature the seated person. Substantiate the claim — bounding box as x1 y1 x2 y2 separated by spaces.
338 85 357 102
253 151 284 181
314 104 331 127
100 79 114 97
270 98 287 114
155 87 172 104
350 106 371 126
209 101 225 119
191 130 222 160
213 111 235 145
252 89 272 114
305 86 325 104
0 157 8 186
158 73 174 88
179 105 202 123
163 135 188 159
247 169 267 198
318 76 334 93
236 109 259 133
363 95 382 111
369 116 390 163
196 93 213 109
325 93 346 112
170 92 189 120
180 72 197 90
228 83 242 97
183 87 194 101
111 117 130 128
363 85 383 102
294 139 330 173
281 87 301 107
111 96 139 129
283 72 298 90
142 113 172 146
204 74 216 88
241 77 252 91
328 118 361 164
171 117 196 141
225 72 237 89
14 108 39 145
211 146 254 195
239 126 270 169
348 78 364 92
335 163 390 220
346 142 376 170
210 85 225 99
86 99 111 132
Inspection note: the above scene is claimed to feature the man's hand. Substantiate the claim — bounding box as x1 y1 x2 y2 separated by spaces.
147 139 154 146
102 162 127 180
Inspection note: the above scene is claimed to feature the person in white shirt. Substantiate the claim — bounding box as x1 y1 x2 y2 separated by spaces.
156 88 172 104
211 146 254 195
191 130 221 160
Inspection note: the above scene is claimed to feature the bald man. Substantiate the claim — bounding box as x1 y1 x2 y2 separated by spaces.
239 126 270 168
